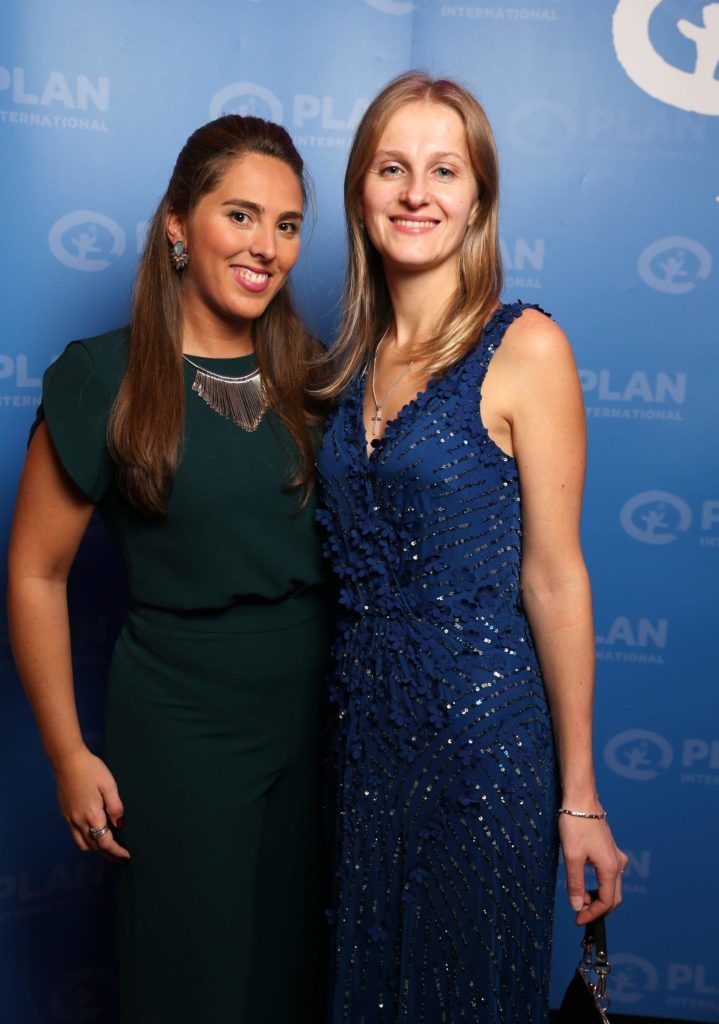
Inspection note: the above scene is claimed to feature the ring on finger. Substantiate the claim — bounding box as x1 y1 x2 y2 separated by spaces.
88 824 110 840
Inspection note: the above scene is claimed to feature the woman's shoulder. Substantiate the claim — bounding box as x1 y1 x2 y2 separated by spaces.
494 302 572 371
59 326 129 382
46 327 129 409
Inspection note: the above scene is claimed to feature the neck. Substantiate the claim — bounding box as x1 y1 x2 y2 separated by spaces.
382 259 460 351
181 303 254 358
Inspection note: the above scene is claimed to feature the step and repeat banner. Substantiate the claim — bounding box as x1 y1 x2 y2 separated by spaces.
1 1 717 1021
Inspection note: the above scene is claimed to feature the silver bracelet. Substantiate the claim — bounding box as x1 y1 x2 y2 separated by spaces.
558 807 608 821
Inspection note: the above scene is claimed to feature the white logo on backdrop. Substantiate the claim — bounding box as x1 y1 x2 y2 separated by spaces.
620 490 691 544
613 0 719 116
48 211 126 272
605 729 674 781
608 954 659 1004
209 82 283 122
364 0 415 13
0 66 109 111
638 236 712 293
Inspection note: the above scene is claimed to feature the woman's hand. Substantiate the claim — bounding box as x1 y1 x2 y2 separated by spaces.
560 811 628 926
55 747 130 862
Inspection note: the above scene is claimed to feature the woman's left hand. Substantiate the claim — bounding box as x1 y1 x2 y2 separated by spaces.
559 812 629 926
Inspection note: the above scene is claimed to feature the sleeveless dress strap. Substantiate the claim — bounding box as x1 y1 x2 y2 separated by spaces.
464 300 552 390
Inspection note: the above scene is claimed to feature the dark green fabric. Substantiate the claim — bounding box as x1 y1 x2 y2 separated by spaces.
33 328 333 1021
105 605 330 1023
33 328 330 612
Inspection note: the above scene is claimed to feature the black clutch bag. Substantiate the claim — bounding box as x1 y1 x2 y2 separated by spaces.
556 896 611 1023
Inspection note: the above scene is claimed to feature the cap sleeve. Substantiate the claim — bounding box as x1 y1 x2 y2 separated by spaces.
30 340 116 502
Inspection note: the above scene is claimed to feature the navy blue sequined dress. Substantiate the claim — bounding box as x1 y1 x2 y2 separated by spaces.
317 302 560 1024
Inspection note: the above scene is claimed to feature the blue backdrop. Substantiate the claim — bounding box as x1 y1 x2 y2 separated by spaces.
1 1 717 1021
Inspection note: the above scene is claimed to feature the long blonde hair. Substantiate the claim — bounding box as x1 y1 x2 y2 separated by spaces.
322 71 502 398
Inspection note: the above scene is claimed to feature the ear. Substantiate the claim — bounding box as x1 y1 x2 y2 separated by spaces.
166 208 186 246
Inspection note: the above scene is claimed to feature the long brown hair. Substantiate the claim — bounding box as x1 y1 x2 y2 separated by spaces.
109 114 325 518
321 71 503 398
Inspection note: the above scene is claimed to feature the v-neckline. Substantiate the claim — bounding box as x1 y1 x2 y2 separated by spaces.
359 305 503 463
360 366 440 463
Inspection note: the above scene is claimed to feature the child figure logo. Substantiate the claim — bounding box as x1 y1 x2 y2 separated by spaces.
620 490 692 545
607 954 659 1005
613 1 719 115
48 210 126 272
638 236 712 294
209 82 283 122
604 729 674 782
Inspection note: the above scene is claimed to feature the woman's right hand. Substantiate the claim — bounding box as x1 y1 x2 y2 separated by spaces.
55 747 130 862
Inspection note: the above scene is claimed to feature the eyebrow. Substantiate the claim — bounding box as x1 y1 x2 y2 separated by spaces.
221 198 303 220
374 149 467 163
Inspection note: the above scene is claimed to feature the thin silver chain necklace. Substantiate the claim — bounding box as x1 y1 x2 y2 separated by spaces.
370 329 417 436
183 354 266 432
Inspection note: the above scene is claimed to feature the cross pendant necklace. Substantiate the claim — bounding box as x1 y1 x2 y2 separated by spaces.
370 328 416 439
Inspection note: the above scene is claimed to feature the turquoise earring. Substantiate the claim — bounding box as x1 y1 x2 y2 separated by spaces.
170 239 189 272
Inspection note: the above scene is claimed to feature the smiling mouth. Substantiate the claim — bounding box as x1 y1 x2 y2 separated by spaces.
234 266 271 283
389 217 440 230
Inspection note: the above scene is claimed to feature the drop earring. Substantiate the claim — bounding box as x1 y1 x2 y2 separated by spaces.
170 240 189 272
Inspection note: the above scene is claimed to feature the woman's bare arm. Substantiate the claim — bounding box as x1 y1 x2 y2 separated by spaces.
484 308 627 924
8 421 129 860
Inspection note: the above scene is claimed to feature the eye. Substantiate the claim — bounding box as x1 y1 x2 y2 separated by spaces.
379 164 403 177
278 221 300 235
435 166 455 180
229 210 250 225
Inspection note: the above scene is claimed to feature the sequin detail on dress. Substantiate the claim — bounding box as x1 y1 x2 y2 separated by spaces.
317 301 560 1024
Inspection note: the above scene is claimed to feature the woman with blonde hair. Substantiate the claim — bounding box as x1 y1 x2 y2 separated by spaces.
316 72 627 1022
9 114 330 1023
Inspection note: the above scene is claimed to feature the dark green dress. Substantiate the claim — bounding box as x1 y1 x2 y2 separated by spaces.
35 329 332 1024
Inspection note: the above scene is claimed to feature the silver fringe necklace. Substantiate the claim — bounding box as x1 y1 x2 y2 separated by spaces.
183 355 266 432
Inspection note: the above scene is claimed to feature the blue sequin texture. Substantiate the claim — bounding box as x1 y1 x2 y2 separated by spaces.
317 302 560 1023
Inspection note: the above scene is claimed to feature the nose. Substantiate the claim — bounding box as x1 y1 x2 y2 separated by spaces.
401 172 430 209
248 223 276 263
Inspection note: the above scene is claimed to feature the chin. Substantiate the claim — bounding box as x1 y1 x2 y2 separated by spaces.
232 292 276 320
384 250 441 273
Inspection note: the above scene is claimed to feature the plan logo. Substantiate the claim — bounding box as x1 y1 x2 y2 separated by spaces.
638 236 712 294
620 490 691 545
48 211 126 272
209 83 367 150
364 0 415 13
607 732 719 785
605 729 674 782
507 99 577 155
613 1 719 116
209 82 283 122
501 238 544 289
0 66 110 131
595 616 667 666
608 954 659 1005
0 66 109 111
580 369 686 403
0 352 45 409
0 353 44 388
581 367 687 423
622 850 652 894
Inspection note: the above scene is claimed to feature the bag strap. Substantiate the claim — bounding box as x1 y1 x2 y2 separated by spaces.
580 891 611 1013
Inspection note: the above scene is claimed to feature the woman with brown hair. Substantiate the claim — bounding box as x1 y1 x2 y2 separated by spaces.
8 115 330 1023
316 72 627 1022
